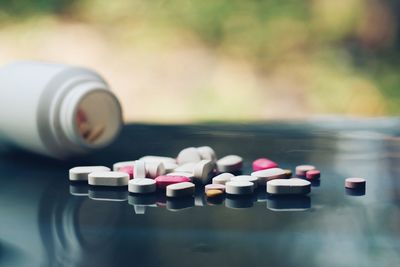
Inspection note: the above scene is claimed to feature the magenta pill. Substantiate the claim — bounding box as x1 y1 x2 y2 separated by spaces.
119 166 134 179
252 158 278 171
345 178 366 189
155 175 191 190
306 170 320 181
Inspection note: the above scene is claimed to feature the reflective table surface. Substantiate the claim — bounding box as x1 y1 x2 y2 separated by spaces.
1 119 400 267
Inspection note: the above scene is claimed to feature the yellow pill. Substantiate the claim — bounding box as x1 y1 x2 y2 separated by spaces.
206 189 224 198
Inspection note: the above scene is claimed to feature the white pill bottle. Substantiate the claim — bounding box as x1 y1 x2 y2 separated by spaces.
0 61 123 158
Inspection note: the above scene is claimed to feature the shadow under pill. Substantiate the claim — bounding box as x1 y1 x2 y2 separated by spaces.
267 195 311 212
88 186 128 202
166 196 195 211
225 195 253 209
345 187 366 196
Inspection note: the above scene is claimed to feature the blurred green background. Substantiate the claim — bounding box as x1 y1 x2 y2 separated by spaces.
0 0 399 122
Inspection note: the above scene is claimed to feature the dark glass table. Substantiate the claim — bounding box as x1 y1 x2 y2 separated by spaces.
1 119 400 267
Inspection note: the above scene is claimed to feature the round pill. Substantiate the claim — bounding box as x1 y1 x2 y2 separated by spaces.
225 181 254 195
145 162 166 178
193 160 214 184
205 183 226 192
177 147 202 165
197 146 217 163
206 189 224 198
217 155 243 173
113 161 135 171
306 170 321 181
139 156 176 164
128 178 157 194
69 166 110 181
266 178 311 195
88 171 129 186
345 177 366 189
231 175 259 189
155 175 191 190
212 173 234 185
134 160 146 179
252 158 278 171
295 165 316 177
166 182 195 197
119 165 134 179
251 168 287 185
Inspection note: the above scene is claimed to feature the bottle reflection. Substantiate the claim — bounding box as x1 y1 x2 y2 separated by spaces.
267 195 311 212
69 182 89 196
225 195 254 209
88 186 128 202
166 196 195 211
128 193 157 215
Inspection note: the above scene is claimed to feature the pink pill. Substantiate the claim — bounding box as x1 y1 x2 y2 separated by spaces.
345 177 366 189
306 170 320 181
119 166 134 179
252 158 278 171
155 175 191 190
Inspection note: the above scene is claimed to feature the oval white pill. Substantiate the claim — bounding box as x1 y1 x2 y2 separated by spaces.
139 156 176 164
145 162 166 178
134 160 146 179
193 160 214 184
217 155 243 173
225 181 254 195
69 166 110 181
251 168 287 186
174 162 196 173
197 146 217 163
164 162 179 173
266 178 311 195
113 161 135 171
231 175 259 189
166 182 195 197
88 171 129 186
128 178 157 194
177 147 202 165
212 173 234 185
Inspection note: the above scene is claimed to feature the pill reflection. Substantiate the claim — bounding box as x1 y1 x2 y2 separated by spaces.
206 195 225 206
166 196 195 211
69 182 89 196
88 186 128 202
128 193 157 215
345 188 366 196
225 195 253 209
311 180 321 187
267 195 311 212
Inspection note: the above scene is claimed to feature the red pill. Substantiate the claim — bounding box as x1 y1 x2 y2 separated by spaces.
119 166 134 179
306 170 320 180
252 158 278 171
345 178 366 189
155 175 191 190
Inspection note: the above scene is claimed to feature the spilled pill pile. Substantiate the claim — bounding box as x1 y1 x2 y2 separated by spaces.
69 145 366 211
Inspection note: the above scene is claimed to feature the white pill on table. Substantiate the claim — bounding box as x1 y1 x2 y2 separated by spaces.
69 166 110 181
295 165 316 177
166 172 195 180
177 147 202 165
225 181 254 195
139 156 177 164
174 162 196 173
128 178 157 194
251 168 287 186
266 178 311 195
193 160 214 184
197 146 217 163
88 171 129 186
231 175 259 189
166 182 195 197
164 162 179 173
212 173 234 185
134 160 146 179
145 162 166 178
217 155 243 173
113 161 135 171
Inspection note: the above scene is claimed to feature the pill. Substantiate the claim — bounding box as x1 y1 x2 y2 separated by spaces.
69 166 110 181
86 124 105 143
206 189 224 198
139 156 177 164
164 162 179 173
217 155 243 173
193 160 214 184
177 147 202 165
145 162 166 178
306 170 321 181
295 165 316 177
197 146 217 163
166 172 195 180
283 169 292 179
119 166 134 179
128 178 157 194
266 178 311 195
134 160 146 179
345 177 366 189
212 173 234 185
251 168 287 185
88 171 129 186
155 175 191 190
231 175 259 189
166 182 195 197
205 183 226 192
225 181 254 195
252 158 278 171
113 160 135 171
174 162 196 173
